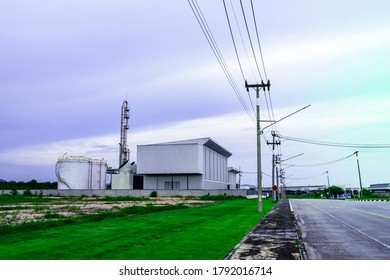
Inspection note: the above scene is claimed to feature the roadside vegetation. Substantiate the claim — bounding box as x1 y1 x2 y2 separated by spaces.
286 185 389 200
0 180 57 190
0 193 274 260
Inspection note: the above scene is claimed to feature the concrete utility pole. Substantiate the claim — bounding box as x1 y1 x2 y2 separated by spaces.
326 171 330 188
245 80 271 212
355 151 363 199
267 131 281 202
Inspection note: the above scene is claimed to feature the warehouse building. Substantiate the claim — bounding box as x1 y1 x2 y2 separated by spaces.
137 138 238 190
369 183 390 196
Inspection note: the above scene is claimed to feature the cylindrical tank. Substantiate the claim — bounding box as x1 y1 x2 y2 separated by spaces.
56 156 107 190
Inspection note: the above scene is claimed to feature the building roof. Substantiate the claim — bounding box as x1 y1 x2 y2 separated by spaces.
280 185 326 191
141 137 233 158
370 183 390 190
228 167 240 174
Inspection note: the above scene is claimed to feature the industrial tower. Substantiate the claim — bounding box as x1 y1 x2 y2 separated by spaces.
119 100 130 167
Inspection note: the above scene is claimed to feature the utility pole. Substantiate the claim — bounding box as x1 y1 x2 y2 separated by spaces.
326 171 330 198
267 131 281 202
245 80 271 212
355 151 363 199
326 171 330 188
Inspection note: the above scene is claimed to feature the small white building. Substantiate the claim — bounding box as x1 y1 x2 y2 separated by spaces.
228 167 240 189
137 138 237 190
111 161 137 189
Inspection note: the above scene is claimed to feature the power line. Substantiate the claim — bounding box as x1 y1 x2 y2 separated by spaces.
249 0 268 80
239 0 263 81
188 0 256 124
229 0 258 83
283 171 328 181
278 134 390 148
241 171 272 177
280 152 356 167
222 0 256 117
222 0 245 81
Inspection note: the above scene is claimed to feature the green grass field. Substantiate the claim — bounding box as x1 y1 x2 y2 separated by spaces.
0 198 274 260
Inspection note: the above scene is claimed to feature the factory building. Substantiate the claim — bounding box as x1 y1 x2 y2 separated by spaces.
55 101 240 192
137 138 238 190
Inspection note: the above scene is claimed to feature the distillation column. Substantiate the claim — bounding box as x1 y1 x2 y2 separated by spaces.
119 100 130 167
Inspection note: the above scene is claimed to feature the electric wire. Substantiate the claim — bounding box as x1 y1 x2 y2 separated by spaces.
188 0 256 125
222 0 256 116
192 0 255 124
283 171 328 181
279 134 390 148
249 0 268 81
222 0 245 82
280 152 356 167
239 0 263 81
242 171 272 177
229 0 258 83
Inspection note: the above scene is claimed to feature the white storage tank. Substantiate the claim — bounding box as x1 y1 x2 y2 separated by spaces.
56 156 107 190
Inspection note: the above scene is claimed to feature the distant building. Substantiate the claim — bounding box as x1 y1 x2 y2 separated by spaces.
278 185 326 195
228 167 240 189
137 138 238 190
369 183 390 196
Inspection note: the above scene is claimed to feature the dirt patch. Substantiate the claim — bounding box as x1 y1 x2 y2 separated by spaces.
0 197 213 225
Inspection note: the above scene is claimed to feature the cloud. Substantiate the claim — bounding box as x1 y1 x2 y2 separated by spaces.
0 111 257 169
267 26 390 67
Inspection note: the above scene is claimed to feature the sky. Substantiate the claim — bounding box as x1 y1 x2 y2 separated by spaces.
1 0 390 189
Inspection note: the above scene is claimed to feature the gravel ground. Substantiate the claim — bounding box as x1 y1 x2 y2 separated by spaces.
0 197 212 225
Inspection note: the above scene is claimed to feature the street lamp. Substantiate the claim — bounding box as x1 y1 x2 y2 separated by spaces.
261 105 311 133
279 153 304 163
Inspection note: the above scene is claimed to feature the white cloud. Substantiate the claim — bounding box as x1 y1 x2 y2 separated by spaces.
267 26 390 68
275 95 390 141
0 112 257 169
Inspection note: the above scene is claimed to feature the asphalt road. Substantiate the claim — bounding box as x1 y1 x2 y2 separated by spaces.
290 199 390 260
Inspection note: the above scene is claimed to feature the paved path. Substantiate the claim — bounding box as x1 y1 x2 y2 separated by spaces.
225 199 303 260
290 199 390 260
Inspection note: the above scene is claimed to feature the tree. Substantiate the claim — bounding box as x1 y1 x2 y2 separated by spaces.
325 185 344 198
362 188 374 198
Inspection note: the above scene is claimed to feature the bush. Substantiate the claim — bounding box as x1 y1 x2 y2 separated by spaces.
150 191 158 197
23 188 32 196
10 188 18 196
199 194 243 201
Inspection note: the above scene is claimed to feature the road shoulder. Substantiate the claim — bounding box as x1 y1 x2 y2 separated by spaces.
225 199 305 260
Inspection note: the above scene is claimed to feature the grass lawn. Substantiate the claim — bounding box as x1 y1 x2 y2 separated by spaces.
0 198 274 260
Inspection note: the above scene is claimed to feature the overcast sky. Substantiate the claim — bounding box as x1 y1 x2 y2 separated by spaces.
1 0 390 189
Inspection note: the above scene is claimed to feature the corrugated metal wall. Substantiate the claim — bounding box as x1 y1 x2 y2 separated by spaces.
203 145 228 183
137 144 203 174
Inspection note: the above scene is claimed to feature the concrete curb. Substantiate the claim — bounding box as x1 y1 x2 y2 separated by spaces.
349 199 390 202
